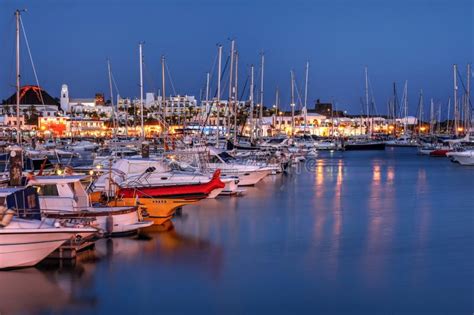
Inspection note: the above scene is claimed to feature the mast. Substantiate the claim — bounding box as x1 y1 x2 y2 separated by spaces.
392 82 398 135
275 87 279 131
466 63 471 133
418 90 423 135
233 51 239 144
204 72 210 128
430 98 434 136
15 10 22 144
259 52 265 135
161 55 166 129
454 64 458 136
403 81 408 135
216 45 222 148
365 66 370 137
139 42 145 139
249 65 254 138
303 61 309 134
290 70 295 137
107 59 115 137
447 98 451 133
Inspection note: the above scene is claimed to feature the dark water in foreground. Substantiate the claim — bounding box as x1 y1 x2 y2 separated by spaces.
1 148 472 314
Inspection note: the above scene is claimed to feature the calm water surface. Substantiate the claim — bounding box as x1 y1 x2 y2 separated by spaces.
1 148 472 314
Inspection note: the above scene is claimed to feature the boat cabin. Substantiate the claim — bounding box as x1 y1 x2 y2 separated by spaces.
28 175 90 212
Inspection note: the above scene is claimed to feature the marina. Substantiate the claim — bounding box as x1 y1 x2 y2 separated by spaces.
0 0 472 314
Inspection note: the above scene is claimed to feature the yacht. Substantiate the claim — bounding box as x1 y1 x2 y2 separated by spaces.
0 187 97 269
27 175 152 236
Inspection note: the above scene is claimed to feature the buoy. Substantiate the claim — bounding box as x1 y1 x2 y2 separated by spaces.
105 215 114 235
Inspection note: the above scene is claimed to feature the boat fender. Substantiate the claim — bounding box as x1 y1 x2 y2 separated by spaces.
0 206 6 220
0 209 15 227
105 215 114 235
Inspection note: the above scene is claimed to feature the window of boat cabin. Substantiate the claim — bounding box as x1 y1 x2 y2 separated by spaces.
35 184 59 196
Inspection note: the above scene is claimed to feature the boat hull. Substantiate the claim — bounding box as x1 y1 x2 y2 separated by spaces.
344 142 386 151
0 232 72 269
43 207 151 236
110 198 198 225
118 170 225 199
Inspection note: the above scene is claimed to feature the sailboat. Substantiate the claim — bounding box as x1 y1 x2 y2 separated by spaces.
344 67 386 151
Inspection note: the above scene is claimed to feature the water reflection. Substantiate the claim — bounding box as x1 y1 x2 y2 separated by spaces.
140 221 223 274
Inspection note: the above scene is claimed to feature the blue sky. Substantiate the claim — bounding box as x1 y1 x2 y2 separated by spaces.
0 0 472 117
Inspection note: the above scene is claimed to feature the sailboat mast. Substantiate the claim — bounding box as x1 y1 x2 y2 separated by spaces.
15 10 21 144
249 65 254 138
290 70 295 137
304 61 309 134
107 59 115 137
466 63 471 132
454 64 458 136
139 42 145 139
233 51 239 144
227 40 235 138
275 87 279 130
430 98 434 136
418 90 423 135
404 81 408 134
161 55 166 128
216 45 222 148
259 53 265 130
365 66 370 137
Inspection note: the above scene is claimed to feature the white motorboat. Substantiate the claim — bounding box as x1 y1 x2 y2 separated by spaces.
27 175 152 236
0 187 97 269
446 150 474 165
94 158 231 199
65 140 99 152
207 149 271 186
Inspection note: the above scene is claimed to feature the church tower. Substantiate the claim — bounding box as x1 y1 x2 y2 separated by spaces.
60 84 69 113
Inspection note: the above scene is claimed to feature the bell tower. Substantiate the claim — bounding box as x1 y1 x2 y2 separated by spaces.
60 84 69 113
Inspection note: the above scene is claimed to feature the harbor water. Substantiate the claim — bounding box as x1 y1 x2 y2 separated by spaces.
1 147 472 314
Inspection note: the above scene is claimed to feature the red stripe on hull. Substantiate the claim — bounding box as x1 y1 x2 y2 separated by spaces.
118 170 225 199
430 150 450 157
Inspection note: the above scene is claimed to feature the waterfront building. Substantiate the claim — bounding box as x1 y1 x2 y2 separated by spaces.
1 85 59 117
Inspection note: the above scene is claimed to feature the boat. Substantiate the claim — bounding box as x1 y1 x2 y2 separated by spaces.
27 175 152 236
446 150 474 165
93 158 227 199
206 149 272 186
386 134 418 147
0 187 97 269
117 169 225 199
344 139 386 151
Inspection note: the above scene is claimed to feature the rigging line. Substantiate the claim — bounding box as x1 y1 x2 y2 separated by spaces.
368 76 378 115
142 62 157 94
111 71 121 97
207 50 218 92
456 68 473 109
239 73 249 101
19 16 45 107
164 60 177 96
212 54 230 98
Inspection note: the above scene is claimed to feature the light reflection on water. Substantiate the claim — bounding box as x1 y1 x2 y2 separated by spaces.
1 148 472 314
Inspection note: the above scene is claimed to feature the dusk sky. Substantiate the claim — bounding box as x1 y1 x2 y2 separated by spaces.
0 0 472 117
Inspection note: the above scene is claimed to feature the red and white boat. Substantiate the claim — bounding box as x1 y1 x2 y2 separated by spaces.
117 169 225 199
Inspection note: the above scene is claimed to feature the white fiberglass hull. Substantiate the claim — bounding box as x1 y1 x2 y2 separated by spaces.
0 221 95 269
0 235 68 269
232 169 271 186
447 151 474 165
44 208 152 236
